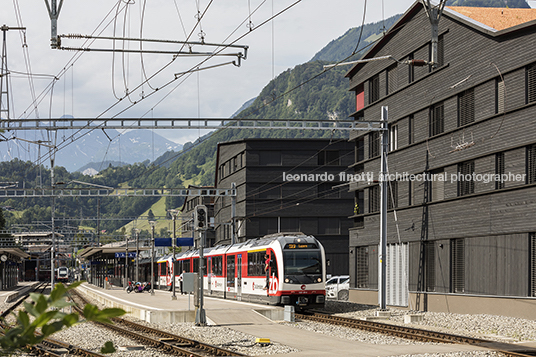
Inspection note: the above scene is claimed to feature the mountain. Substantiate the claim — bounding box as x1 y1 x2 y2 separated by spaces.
0 127 182 172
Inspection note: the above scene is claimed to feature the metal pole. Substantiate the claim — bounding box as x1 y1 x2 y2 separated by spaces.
195 229 206 325
231 182 236 245
171 212 177 300
51 161 55 288
135 230 139 282
379 106 389 310
125 234 128 288
150 222 155 296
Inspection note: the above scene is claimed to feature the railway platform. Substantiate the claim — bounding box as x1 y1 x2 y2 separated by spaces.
0 281 40 303
74 282 505 357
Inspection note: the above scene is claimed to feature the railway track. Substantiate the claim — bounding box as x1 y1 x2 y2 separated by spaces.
0 282 108 357
70 288 246 357
296 311 536 357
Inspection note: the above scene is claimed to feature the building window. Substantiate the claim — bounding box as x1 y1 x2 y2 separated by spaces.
457 161 475 196
318 150 340 166
450 238 465 293
408 53 414 83
496 77 505 114
389 124 398 152
431 169 445 201
528 144 536 184
369 74 380 104
355 137 364 162
429 102 444 137
369 185 380 213
527 62 536 104
458 88 475 127
356 246 369 288
496 152 505 189
388 180 398 209
356 83 365 111
387 64 397 95
425 241 435 292
408 114 414 145
531 233 536 297
369 131 380 158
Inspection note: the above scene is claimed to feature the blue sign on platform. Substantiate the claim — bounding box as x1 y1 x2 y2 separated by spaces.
176 237 194 246
154 238 172 247
154 237 194 247
115 252 137 258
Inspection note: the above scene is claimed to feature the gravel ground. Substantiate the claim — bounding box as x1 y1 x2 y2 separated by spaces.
320 300 536 343
3 295 536 356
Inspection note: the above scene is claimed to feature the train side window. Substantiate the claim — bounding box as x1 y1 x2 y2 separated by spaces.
227 255 235 287
247 251 265 276
184 259 190 272
212 256 223 276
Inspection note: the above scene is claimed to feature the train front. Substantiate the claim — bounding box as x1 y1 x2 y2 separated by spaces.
277 235 326 310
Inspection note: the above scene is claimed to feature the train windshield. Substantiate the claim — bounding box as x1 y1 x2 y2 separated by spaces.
283 250 322 284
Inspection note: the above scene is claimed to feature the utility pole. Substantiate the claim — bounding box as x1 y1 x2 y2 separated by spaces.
124 233 129 288
170 210 178 300
44 0 63 48
231 182 236 244
51 159 55 288
135 229 139 282
194 205 207 326
422 0 447 68
150 221 155 296
379 106 389 311
1 25 25 121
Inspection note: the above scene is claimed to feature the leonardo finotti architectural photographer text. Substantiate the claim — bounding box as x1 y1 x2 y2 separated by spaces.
282 171 526 184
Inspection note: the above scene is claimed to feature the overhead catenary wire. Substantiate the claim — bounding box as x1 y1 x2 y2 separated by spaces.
33 0 303 169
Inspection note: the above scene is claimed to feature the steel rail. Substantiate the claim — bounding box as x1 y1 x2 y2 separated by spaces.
70 289 245 356
296 312 536 357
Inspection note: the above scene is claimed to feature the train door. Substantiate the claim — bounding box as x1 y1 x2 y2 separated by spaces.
267 250 279 294
236 254 242 301
226 255 235 298
207 257 212 294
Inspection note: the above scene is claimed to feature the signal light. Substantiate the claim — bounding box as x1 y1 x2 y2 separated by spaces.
194 205 208 231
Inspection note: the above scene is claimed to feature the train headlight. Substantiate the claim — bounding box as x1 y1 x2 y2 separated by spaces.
317 278 321 282
285 278 289 283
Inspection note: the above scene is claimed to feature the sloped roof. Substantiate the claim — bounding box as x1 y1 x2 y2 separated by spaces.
447 6 536 31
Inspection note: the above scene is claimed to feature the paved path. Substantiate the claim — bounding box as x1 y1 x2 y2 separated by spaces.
80 283 493 357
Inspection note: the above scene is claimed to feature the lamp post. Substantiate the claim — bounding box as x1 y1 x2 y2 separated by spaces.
169 210 178 300
135 229 139 282
124 234 129 288
150 221 156 296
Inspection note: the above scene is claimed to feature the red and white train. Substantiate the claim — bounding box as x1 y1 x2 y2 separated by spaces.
157 232 326 310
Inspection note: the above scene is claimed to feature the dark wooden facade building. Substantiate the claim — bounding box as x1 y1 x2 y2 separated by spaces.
346 3 536 317
214 138 354 276
180 186 215 248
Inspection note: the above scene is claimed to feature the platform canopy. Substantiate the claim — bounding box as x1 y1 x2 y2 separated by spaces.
0 248 30 259
78 246 150 259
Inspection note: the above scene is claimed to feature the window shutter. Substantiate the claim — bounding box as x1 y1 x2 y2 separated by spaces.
528 63 536 104
497 79 505 114
458 89 475 126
